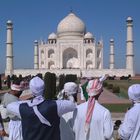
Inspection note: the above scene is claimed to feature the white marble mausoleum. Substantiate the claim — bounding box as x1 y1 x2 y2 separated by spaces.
5 12 135 77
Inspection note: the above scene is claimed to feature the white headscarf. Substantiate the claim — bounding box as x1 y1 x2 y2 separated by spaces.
64 82 78 102
28 76 51 126
64 82 78 96
57 82 78 102
128 84 140 103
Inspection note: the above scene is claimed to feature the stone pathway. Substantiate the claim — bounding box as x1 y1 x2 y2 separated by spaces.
98 88 129 122
99 88 130 104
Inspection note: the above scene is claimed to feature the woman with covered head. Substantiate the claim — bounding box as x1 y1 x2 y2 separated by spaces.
7 76 76 140
118 84 140 140
72 78 113 140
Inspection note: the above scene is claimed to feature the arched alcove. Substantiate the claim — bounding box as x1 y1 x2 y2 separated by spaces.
63 48 78 68
48 49 55 58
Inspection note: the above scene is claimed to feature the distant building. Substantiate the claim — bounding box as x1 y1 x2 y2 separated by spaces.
5 12 134 77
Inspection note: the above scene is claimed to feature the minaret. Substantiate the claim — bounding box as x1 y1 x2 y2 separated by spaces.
34 40 39 69
126 17 134 70
98 39 103 69
109 38 115 69
6 20 13 76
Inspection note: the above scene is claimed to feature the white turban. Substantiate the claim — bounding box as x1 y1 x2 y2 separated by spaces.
128 84 140 102
64 82 78 96
29 76 45 96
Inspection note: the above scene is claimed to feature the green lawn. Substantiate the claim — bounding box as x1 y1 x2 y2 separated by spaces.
105 79 140 99
103 103 131 112
102 79 140 112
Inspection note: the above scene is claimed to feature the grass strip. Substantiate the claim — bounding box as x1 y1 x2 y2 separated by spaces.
102 103 131 112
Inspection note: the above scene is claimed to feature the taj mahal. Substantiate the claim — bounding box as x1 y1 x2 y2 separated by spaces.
5 12 134 77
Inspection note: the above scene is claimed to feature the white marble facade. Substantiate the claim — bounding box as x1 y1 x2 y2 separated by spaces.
36 13 103 71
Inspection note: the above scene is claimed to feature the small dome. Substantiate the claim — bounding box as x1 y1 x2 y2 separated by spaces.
110 38 114 42
57 13 86 37
7 20 13 25
84 32 93 39
34 40 38 43
48 33 57 39
34 40 38 45
126 17 133 22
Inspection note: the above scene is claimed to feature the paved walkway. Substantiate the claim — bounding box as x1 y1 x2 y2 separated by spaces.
99 88 130 104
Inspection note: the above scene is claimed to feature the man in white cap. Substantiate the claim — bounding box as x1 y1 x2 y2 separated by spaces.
72 78 113 140
57 82 78 104
61 82 78 103
3 79 23 140
7 76 76 140
59 82 78 140
118 84 140 140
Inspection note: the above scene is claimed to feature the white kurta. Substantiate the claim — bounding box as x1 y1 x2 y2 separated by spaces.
60 108 76 140
73 100 113 140
3 93 23 140
118 103 140 140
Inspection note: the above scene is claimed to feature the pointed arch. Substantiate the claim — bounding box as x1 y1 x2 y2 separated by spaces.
86 60 93 69
48 49 55 58
63 48 78 68
48 61 55 69
86 49 92 58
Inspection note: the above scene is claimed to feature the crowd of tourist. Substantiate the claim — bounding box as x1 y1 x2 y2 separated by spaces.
0 74 140 140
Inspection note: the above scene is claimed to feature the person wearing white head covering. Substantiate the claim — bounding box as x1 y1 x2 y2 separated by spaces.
118 84 140 140
3 79 23 140
59 82 78 140
80 74 109 102
57 82 78 101
72 78 113 140
63 82 78 102
7 76 76 140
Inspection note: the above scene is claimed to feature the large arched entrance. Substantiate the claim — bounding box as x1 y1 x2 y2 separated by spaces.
63 48 78 68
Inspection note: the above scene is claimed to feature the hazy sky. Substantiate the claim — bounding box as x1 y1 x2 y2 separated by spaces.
0 0 140 74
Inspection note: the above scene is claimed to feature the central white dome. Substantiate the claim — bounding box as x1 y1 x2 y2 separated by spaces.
57 13 86 38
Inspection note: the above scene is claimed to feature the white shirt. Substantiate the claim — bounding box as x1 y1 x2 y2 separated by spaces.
3 93 20 120
60 102 77 140
118 103 140 140
73 100 113 140
60 112 75 140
